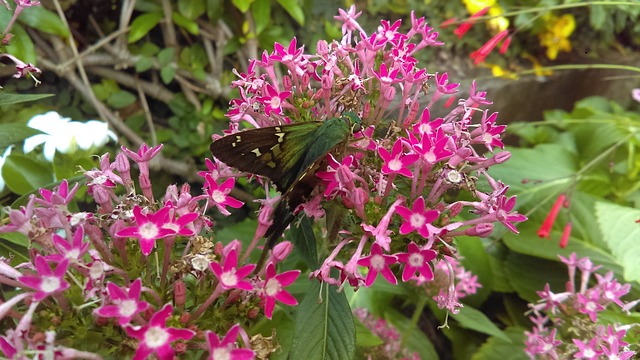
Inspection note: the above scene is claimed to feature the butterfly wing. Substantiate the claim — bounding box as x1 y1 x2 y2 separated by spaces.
209 122 322 192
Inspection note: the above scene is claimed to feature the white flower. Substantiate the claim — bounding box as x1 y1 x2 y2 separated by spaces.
23 111 117 162
0 146 13 192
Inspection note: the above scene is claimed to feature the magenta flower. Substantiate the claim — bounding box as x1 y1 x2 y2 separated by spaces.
116 205 176 255
260 263 300 319
378 138 419 178
576 291 605 322
396 242 437 282
572 337 602 359
256 84 291 116
204 174 244 216
357 242 398 287
36 179 78 206
205 324 255 360
162 210 199 237
94 278 150 325
18 255 70 301
47 225 90 263
209 249 256 291
0 336 16 359
395 197 439 237
124 304 195 360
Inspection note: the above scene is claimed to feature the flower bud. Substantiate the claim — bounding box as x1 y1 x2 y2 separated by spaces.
174 280 187 309
272 241 293 263
465 223 493 237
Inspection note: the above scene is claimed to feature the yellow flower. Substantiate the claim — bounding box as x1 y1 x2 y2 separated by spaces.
482 63 518 79
538 14 576 60
522 53 553 77
463 0 495 15
487 6 509 33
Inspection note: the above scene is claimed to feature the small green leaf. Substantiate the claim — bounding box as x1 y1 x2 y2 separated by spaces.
160 66 176 84
276 0 304 25
354 318 383 347
128 12 162 43
0 231 29 247
157 48 175 66
18 6 69 37
252 0 270 34
589 5 606 30
290 281 356 360
231 0 253 13
0 93 53 106
172 11 199 35
107 91 137 109
452 306 511 342
472 327 528 360
2 153 53 194
178 0 205 19
135 56 154 72
0 123 42 148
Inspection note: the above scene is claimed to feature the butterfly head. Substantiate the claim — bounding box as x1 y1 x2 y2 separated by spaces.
341 112 363 134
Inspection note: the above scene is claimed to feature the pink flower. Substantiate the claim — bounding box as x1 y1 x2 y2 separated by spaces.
36 179 78 206
116 205 176 256
260 263 300 319
209 249 256 291
18 255 70 301
378 138 418 178
576 290 605 322
256 84 291 116
357 242 397 287
395 197 439 237
124 304 195 360
205 324 255 360
94 278 149 325
47 225 90 263
204 174 244 216
396 242 437 282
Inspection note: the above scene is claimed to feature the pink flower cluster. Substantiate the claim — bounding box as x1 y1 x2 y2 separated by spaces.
210 5 525 312
524 253 638 359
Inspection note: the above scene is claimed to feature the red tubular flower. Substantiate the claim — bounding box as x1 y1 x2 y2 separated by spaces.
537 194 566 239
453 7 489 39
470 30 509 64
559 222 572 248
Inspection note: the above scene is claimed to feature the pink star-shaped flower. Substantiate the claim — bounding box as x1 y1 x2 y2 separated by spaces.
116 205 176 256
205 324 255 360
260 263 300 319
396 242 437 282
124 304 195 360
357 242 397 287
19 255 70 301
209 249 256 291
395 196 439 238
204 174 244 216
94 278 150 325
378 138 419 178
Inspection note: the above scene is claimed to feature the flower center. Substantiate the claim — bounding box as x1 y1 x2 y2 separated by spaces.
119 299 137 317
221 270 238 287
388 158 402 171
265 278 281 297
41 276 61 293
410 213 425 228
212 348 231 360
408 253 424 267
210 190 226 203
138 222 159 240
370 254 386 271
144 326 169 349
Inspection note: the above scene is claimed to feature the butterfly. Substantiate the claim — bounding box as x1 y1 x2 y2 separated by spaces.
210 113 361 263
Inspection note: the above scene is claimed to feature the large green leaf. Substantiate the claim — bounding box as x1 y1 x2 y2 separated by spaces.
289 281 356 360
452 306 511 342
178 0 205 19
252 0 271 34
471 327 528 360
0 123 42 148
2 153 53 194
18 6 69 37
289 216 319 269
276 0 304 25
128 12 163 43
595 201 640 283
4 24 36 64
503 252 568 302
384 308 438 359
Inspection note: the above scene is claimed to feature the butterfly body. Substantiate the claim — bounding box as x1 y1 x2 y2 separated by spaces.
210 114 360 254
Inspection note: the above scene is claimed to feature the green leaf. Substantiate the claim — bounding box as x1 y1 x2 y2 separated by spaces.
354 318 383 347
452 306 511 342
135 56 154 72
206 0 224 21
0 123 42 148
106 91 136 109
289 216 319 269
384 309 438 359
0 93 54 106
172 11 199 35
157 48 175 66
276 0 304 25
590 5 606 30
290 281 356 360
128 12 162 43
595 201 640 282
18 6 69 37
160 66 176 84
471 327 528 360
503 252 567 302
178 0 205 19
252 0 270 34
0 231 29 247
4 24 36 64
231 0 253 13
2 153 53 194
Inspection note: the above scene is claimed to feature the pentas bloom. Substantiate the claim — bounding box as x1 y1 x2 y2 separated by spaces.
205 324 255 360
260 263 300 319
116 205 176 256
124 304 195 360
94 279 149 325
209 249 256 290
18 255 70 301
524 253 638 359
357 242 398 287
